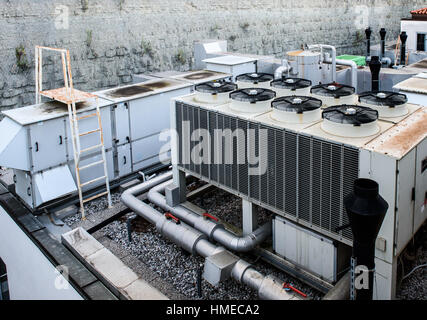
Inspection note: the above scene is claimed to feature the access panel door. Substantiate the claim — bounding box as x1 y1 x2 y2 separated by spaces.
29 118 67 172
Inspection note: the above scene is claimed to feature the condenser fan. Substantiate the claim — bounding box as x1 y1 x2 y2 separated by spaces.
271 77 312 91
272 96 322 114
358 91 407 107
230 88 276 103
311 83 355 98
322 105 378 125
236 73 274 84
195 81 237 94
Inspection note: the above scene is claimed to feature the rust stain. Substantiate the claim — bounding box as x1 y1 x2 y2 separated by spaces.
287 50 304 56
183 71 216 80
141 80 173 90
366 109 427 158
40 87 96 104
107 85 153 98
40 101 88 114
106 80 176 98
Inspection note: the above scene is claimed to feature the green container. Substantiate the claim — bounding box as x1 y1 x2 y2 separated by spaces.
336 55 366 67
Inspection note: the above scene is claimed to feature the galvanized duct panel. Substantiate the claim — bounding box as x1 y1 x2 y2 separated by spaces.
175 102 358 243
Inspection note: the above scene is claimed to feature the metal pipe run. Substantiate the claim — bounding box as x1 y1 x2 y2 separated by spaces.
147 180 272 252
322 272 350 300
308 44 337 82
121 176 298 300
274 59 291 80
336 59 358 91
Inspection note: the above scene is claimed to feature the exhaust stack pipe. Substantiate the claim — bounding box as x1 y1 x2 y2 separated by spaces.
379 28 386 60
400 31 408 66
344 179 388 300
369 56 381 91
365 27 372 59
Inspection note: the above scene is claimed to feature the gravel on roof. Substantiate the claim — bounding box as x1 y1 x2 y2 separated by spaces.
62 181 427 300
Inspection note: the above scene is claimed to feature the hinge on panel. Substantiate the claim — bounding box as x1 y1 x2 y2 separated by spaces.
411 188 415 202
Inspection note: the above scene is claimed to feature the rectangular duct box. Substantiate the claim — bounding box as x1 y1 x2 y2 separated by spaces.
203 251 239 287
203 55 256 81
15 165 77 208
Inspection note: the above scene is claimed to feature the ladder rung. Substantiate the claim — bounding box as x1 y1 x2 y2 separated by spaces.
77 113 97 121
83 191 109 204
80 144 103 154
79 128 101 137
78 160 105 171
80 176 106 188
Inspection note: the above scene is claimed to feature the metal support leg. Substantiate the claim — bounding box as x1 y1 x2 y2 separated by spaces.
197 263 203 298
172 166 187 204
242 199 258 236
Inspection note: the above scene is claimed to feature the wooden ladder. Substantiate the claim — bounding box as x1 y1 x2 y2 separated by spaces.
35 46 112 219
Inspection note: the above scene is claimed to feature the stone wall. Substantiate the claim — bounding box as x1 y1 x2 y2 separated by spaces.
0 0 424 110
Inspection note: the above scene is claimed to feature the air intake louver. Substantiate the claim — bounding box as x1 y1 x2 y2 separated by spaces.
175 102 359 243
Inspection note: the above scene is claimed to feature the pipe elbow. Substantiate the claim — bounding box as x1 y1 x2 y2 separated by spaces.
274 65 289 80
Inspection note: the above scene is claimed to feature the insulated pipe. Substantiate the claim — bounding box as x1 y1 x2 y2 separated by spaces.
308 44 336 82
147 180 272 252
322 272 351 300
121 179 298 300
274 59 291 80
381 57 392 67
335 59 358 91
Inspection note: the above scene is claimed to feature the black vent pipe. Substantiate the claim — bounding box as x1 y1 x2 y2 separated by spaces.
345 179 388 300
369 56 381 91
365 27 372 58
400 31 408 66
379 28 386 59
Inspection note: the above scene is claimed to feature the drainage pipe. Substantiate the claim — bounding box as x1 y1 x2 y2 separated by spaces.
335 59 358 92
121 179 298 300
147 180 272 252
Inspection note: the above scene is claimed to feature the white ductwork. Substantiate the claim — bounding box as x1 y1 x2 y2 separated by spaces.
147 180 272 252
120 174 299 300
274 59 292 80
336 59 358 91
381 57 392 67
308 44 337 83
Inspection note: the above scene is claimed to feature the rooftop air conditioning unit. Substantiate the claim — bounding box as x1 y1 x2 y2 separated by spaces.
172 87 426 299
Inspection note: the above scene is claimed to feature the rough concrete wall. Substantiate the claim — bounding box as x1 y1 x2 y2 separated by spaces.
0 0 424 110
